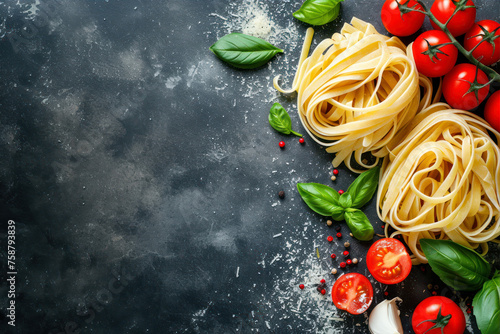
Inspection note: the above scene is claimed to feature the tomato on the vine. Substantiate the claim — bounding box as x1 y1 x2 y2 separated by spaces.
412 30 458 78
430 0 476 37
412 296 466 334
381 0 425 37
331 273 373 315
442 63 490 110
366 238 412 284
464 20 500 66
484 91 500 133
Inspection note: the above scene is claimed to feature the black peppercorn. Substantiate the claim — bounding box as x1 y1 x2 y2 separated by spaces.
278 190 285 199
316 282 327 292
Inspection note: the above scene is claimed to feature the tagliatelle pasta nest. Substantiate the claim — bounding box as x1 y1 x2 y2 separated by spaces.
274 18 434 172
377 103 500 264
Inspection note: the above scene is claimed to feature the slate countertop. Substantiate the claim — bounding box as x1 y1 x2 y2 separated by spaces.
1 0 499 333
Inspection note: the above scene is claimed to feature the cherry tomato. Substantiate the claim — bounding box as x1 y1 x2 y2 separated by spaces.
430 0 476 37
442 63 490 110
331 273 373 315
366 238 412 284
412 30 458 78
484 91 500 133
412 296 466 334
464 20 500 66
381 0 425 36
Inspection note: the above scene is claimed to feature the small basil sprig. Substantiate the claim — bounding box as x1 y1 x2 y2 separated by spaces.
268 103 302 137
293 0 345 26
209 33 283 69
297 167 379 241
472 271 500 334
420 239 491 292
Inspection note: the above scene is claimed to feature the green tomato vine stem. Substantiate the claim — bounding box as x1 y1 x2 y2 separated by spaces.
413 0 500 83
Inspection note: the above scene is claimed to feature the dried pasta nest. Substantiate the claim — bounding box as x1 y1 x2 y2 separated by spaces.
274 18 435 172
377 104 500 264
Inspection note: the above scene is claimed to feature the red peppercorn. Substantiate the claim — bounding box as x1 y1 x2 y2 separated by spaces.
467 308 472 314
338 189 344 195
384 291 389 296
381 225 385 229
320 279 326 284
333 169 339 175
299 137 305 144
343 251 349 256
346 259 352 265
321 289 326 295
330 253 336 259
327 236 334 242
279 141 285 148
336 232 342 238
339 262 346 268
299 284 305 290
432 291 438 296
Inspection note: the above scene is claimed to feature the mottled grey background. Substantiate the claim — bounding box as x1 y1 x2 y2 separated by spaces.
0 0 498 333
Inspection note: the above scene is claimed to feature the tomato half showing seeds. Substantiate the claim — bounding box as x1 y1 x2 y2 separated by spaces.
366 238 412 284
442 63 490 110
430 0 476 37
412 296 466 334
381 0 425 37
464 20 500 66
412 30 458 78
484 91 500 133
331 273 373 315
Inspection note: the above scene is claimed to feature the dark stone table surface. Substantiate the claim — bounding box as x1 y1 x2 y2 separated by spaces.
1 0 499 333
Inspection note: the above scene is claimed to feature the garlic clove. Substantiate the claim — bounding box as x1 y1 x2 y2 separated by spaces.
368 297 404 334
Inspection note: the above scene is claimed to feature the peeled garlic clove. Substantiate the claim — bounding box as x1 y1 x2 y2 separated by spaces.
368 297 403 334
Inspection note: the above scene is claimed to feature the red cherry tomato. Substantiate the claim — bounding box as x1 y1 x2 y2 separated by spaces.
412 30 458 78
366 238 412 284
464 20 500 66
430 0 476 37
331 273 373 315
484 91 500 133
412 296 466 334
381 0 425 36
442 63 490 110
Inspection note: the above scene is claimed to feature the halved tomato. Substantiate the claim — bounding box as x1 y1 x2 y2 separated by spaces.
366 238 412 284
331 273 373 315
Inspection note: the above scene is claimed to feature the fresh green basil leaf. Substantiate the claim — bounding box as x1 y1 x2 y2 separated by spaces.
297 183 341 217
347 167 380 209
420 239 491 291
293 0 344 26
339 193 352 209
473 271 500 334
344 209 374 241
268 103 302 137
331 206 345 221
209 33 283 69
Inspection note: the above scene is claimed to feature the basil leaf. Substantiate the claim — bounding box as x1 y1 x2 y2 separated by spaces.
420 239 491 291
344 209 374 241
209 33 283 69
268 103 302 137
339 193 352 209
293 0 344 26
297 183 340 217
331 206 345 221
473 271 500 334
347 167 380 209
